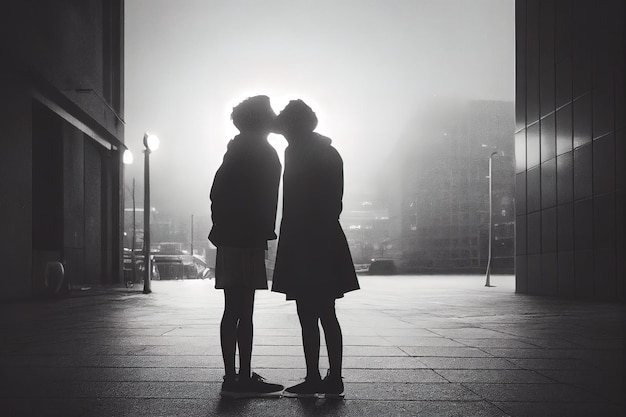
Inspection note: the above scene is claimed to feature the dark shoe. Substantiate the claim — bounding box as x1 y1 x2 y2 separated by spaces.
283 376 321 398
320 370 344 399
236 372 284 398
219 375 240 398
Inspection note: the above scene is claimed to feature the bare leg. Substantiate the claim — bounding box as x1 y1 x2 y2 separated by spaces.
320 300 343 378
296 299 321 380
221 289 240 380
237 289 255 379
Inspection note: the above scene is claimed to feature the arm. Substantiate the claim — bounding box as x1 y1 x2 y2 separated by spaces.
209 156 229 226
254 148 282 240
323 147 344 220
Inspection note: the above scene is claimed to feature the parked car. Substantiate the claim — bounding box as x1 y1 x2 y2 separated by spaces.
368 259 398 275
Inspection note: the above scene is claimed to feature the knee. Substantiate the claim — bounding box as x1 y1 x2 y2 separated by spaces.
319 306 339 328
221 315 238 331
297 309 318 329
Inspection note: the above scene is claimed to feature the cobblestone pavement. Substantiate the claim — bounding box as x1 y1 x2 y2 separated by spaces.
1 275 624 416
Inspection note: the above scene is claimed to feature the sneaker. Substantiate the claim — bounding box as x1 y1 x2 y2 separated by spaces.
219 375 240 398
319 370 344 399
283 376 321 398
235 372 284 398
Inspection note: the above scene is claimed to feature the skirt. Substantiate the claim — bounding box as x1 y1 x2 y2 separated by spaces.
271 219 359 300
214 247 268 290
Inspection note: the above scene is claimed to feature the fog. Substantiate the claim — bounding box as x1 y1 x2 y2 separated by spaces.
124 0 514 222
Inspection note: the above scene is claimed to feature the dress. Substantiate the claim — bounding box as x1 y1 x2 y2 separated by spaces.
271 132 359 300
209 132 281 289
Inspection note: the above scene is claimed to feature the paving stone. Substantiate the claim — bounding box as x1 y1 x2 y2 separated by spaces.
418 357 520 370
343 346 410 357
382 336 465 347
534 368 624 385
429 327 512 339
400 346 491 357
346 382 482 401
478 347 589 359
436 369 554 383
533 369 626 405
494 401 626 417
453 338 538 348
343 356 428 369
369 328 442 337
253 336 306 346
342 369 448 383
253 328 300 337
508 357 596 370
464 382 605 403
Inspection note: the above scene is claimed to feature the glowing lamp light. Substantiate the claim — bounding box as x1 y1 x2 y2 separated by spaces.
143 133 160 151
122 149 134 164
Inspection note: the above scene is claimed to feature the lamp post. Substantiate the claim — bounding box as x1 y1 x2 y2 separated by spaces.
143 133 159 294
129 178 137 285
485 151 498 287
122 150 136 286
190 214 194 257
482 145 503 287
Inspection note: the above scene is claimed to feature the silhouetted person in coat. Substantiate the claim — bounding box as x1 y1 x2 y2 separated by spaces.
271 99 359 398
209 95 283 398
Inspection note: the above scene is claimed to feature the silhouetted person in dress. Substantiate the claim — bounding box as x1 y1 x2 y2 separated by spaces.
209 95 283 398
271 99 359 398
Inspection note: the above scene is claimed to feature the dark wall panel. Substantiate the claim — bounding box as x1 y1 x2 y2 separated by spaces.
515 0 625 300
63 123 85 287
32 102 63 252
0 72 33 299
84 139 102 284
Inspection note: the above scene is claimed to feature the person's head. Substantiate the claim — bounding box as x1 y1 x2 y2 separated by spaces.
274 99 318 140
231 95 276 133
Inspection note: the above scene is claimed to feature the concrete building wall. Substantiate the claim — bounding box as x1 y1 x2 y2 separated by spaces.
0 72 34 299
0 0 125 299
63 125 87 288
515 0 625 300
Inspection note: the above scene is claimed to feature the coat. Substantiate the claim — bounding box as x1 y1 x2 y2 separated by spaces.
271 132 359 299
208 133 281 249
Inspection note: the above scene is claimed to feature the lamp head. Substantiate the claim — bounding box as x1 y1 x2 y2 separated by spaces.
122 149 134 164
143 133 160 151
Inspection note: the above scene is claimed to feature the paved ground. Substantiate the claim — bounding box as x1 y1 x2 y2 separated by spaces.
0 275 624 417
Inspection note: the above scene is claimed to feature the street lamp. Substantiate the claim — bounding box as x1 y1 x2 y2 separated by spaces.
482 145 503 287
123 149 134 165
127 179 137 286
122 149 136 287
143 133 159 294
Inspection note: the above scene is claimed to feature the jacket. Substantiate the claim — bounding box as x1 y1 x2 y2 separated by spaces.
271 132 359 299
208 132 281 248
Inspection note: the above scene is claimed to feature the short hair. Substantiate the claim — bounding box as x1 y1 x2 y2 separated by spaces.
231 95 276 131
275 99 318 133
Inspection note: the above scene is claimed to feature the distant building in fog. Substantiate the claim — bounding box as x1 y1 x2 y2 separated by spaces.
387 99 515 273
341 199 391 265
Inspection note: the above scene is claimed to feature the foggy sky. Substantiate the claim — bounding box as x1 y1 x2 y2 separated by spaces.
124 0 514 217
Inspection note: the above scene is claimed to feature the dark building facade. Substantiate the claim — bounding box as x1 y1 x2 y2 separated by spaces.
0 1 125 299
515 0 625 300
388 100 515 273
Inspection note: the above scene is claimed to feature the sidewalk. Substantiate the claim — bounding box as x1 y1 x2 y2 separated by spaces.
0 276 624 416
